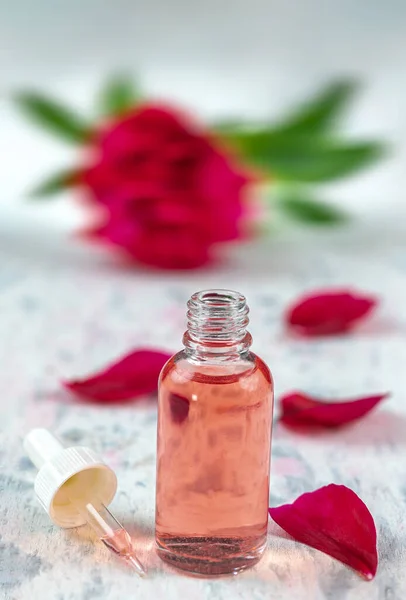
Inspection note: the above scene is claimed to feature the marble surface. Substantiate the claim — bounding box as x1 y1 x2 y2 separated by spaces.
1 218 406 600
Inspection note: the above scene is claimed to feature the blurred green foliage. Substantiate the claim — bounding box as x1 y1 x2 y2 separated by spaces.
98 73 140 117
218 79 386 225
14 76 387 225
14 92 90 143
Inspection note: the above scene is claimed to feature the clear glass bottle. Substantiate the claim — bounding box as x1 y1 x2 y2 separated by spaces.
155 289 274 575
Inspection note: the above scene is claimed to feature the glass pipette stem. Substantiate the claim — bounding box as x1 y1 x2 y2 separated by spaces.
71 498 146 576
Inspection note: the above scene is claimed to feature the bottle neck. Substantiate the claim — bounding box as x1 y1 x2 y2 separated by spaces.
183 289 252 361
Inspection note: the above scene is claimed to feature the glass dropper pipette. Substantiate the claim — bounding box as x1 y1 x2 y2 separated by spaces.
71 497 146 575
23 428 146 576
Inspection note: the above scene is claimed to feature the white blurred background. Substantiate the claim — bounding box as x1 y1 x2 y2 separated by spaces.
0 0 405 230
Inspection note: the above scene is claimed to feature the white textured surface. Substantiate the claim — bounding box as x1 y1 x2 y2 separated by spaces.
1 1 406 595
1 217 406 599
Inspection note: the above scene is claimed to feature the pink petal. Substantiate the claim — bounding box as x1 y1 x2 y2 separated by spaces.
169 393 190 424
279 392 388 429
269 484 378 579
286 289 377 336
63 349 171 403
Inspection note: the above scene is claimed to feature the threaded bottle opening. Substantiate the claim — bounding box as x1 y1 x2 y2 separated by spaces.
183 289 251 357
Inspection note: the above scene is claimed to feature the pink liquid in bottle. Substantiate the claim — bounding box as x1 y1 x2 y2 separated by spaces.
155 290 274 575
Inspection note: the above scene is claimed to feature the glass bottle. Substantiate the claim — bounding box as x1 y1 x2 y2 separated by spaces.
155 289 274 575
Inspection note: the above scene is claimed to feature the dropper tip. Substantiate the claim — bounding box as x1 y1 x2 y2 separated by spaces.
126 553 146 577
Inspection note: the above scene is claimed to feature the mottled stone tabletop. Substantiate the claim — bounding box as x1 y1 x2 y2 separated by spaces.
1 218 406 600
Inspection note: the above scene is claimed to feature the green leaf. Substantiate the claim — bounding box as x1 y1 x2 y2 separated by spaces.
14 92 90 143
274 79 358 135
278 191 348 225
29 168 80 198
99 74 140 117
230 131 385 182
214 79 358 139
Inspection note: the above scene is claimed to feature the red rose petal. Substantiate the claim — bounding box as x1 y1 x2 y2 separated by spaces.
169 393 190 424
269 484 378 579
63 348 171 403
286 289 377 336
279 392 388 429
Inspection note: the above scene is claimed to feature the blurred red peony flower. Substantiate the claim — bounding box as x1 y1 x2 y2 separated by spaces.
15 79 387 269
81 105 254 269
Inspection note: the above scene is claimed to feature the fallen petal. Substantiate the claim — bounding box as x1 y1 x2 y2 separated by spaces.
286 289 377 336
269 484 378 579
63 349 171 402
169 393 190 424
279 392 388 429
